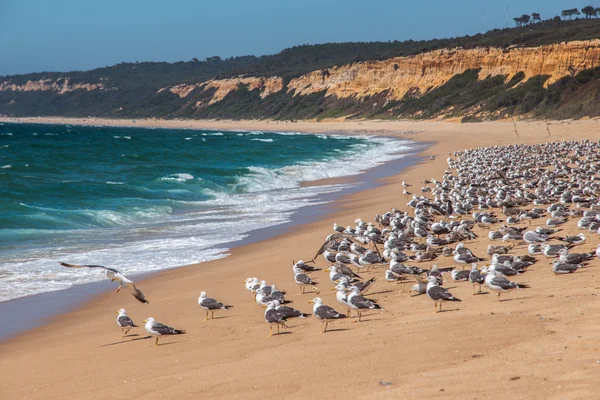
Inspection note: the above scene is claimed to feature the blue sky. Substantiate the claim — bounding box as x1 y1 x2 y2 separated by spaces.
0 0 596 75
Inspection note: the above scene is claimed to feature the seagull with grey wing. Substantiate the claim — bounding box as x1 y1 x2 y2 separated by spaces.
59 262 148 303
484 268 530 302
198 291 232 321
264 301 290 337
346 286 383 322
115 308 137 337
426 276 461 312
143 317 185 347
308 297 346 333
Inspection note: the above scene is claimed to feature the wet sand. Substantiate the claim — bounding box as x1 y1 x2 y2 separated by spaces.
1 117 600 399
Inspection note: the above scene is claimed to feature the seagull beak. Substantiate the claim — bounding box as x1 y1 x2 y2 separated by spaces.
308 300 314 304
330 288 336 291
261 304 267 308
142 319 147 323
115 311 119 315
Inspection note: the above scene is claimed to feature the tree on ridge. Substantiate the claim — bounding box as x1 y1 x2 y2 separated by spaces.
582 6 598 18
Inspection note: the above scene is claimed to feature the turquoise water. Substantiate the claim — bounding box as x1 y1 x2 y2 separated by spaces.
0 123 415 301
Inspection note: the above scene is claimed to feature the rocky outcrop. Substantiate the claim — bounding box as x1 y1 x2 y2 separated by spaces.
0 78 103 94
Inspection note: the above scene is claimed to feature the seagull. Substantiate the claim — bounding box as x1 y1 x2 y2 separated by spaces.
271 300 310 320
264 301 289 337
143 317 185 347
333 283 352 317
426 276 461 312
308 297 346 333
292 260 321 273
115 308 137 337
523 231 549 244
346 286 383 322
410 277 427 295
451 268 470 282
552 260 584 274
557 249 594 264
337 276 377 294
293 266 318 294
484 269 530 302
198 291 232 320
556 233 586 246
468 264 485 293
59 262 148 303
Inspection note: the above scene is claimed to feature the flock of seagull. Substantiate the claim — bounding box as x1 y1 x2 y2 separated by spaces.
59 139 600 343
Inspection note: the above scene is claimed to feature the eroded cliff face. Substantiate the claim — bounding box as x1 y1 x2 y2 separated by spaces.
0 78 103 94
154 40 600 108
286 40 600 101
159 77 284 105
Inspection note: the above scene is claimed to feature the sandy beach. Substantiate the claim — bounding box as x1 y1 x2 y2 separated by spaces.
2 116 600 399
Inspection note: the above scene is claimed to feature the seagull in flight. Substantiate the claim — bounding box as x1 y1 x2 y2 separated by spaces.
59 262 149 303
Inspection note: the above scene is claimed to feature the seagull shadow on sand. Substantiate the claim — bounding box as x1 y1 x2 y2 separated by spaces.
365 289 394 296
322 328 349 333
436 308 460 313
497 296 534 303
155 340 187 347
99 335 153 347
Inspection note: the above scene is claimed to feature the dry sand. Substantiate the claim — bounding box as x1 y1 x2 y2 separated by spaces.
1 117 600 399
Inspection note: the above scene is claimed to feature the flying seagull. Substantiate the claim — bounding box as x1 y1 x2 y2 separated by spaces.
198 291 232 321
115 308 137 337
59 262 149 303
143 317 185 347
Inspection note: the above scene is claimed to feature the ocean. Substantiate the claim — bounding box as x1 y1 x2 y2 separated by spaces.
0 122 417 302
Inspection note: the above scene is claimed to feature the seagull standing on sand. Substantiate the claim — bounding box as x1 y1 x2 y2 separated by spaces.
308 297 346 333
346 286 383 322
294 266 318 294
264 301 289 337
143 317 185 347
116 308 137 337
334 283 352 317
484 268 530 302
59 262 149 303
198 291 232 320
426 276 461 312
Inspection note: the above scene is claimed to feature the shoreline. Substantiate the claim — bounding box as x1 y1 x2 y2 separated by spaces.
2 117 600 399
0 126 428 340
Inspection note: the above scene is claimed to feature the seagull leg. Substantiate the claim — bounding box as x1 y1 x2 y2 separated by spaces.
204 311 208 321
496 293 501 303
434 301 439 313
439 302 443 312
115 283 122 293
154 337 159 347
300 285 305 294
211 311 214 320
268 325 273 337
323 321 328 333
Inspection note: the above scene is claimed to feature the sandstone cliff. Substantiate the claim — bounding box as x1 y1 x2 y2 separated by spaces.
152 40 600 108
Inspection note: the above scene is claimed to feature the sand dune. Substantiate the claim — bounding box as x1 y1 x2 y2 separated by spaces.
1 117 600 399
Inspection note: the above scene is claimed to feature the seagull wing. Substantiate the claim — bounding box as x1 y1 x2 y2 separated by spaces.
126 281 149 304
59 262 121 274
